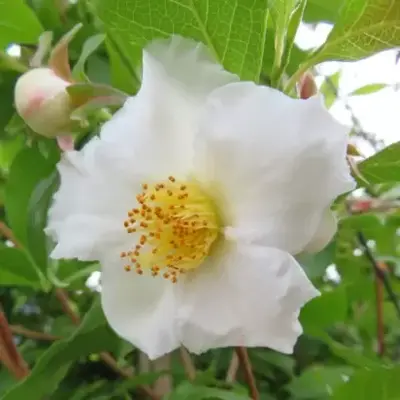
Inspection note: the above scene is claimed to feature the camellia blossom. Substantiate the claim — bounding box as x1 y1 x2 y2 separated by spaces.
46 36 355 360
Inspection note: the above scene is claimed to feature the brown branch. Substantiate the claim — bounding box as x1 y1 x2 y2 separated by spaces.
0 222 21 248
152 355 172 397
226 351 239 383
0 223 30 379
235 347 259 400
55 288 80 325
0 308 30 379
179 347 196 381
54 288 157 399
10 325 61 341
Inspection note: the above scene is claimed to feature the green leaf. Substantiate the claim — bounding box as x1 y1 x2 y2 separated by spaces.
0 72 19 132
0 0 43 49
335 214 383 281
250 349 295 376
359 142 400 184
286 0 400 92
51 259 99 289
350 83 387 96
2 299 120 400
320 334 382 369
280 0 308 79
297 241 336 280
105 37 138 94
167 382 250 400
269 0 298 71
331 365 400 399
312 0 400 63
320 71 340 108
286 366 353 399
5 146 56 248
94 0 269 81
0 247 42 288
67 83 127 108
303 0 344 23
301 286 348 335
105 32 141 94
31 0 61 30
26 170 59 274
72 34 106 81
0 136 24 171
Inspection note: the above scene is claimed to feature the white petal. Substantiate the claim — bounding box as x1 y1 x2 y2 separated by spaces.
101 256 179 360
177 244 319 355
46 139 138 261
99 36 239 179
303 209 337 253
194 83 355 254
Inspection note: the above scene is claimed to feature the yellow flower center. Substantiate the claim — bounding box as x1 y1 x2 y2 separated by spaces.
120 176 220 283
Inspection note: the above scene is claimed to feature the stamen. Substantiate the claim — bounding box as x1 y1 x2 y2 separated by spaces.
121 178 219 283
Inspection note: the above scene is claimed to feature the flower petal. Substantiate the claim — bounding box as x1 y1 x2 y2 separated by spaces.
99 36 238 179
303 209 337 253
194 83 355 254
46 139 139 261
177 244 319 355
101 255 179 360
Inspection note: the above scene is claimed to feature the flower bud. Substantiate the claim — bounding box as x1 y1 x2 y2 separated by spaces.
14 68 72 138
298 71 318 99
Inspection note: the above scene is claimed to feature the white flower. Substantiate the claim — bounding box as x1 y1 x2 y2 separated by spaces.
46 36 355 360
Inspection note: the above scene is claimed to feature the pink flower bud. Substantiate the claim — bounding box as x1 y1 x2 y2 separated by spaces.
14 68 72 138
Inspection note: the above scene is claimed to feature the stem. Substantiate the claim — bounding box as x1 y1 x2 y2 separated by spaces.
55 288 80 324
179 347 196 381
0 222 21 248
10 325 61 341
152 354 172 397
0 308 30 379
226 351 239 383
356 232 400 320
284 61 311 94
0 51 28 73
375 263 385 356
235 347 259 400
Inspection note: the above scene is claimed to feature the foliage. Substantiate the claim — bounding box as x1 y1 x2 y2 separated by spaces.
0 0 400 399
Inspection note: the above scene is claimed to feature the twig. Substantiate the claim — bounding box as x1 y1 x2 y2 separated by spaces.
55 288 80 324
0 222 21 248
179 347 196 381
138 352 153 395
0 307 30 379
321 73 383 150
10 325 61 341
375 263 385 356
235 347 259 400
152 354 172 397
226 351 239 383
11 325 136 378
356 232 400 320
99 352 135 379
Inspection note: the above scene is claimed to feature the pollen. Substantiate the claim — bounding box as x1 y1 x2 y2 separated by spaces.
120 177 220 283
